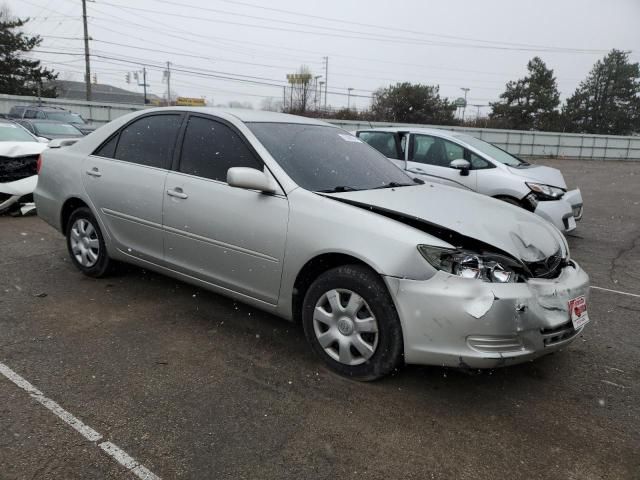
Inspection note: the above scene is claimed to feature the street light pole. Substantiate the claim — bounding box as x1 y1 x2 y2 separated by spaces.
347 88 354 110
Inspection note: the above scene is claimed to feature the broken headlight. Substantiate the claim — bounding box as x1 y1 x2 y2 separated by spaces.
526 182 565 200
418 245 522 283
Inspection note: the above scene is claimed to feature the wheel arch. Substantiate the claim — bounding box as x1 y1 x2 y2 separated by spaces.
291 253 379 324
60 197 90 233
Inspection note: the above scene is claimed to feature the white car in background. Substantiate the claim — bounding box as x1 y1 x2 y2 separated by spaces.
0 119 47 215
356 128 583 233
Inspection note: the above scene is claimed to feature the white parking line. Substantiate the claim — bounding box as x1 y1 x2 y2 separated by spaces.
0 362 161 480
592 286 640 299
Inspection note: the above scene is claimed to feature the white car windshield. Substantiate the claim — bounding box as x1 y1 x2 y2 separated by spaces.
454 134 525 166
0 122 37 142
248 123 415 192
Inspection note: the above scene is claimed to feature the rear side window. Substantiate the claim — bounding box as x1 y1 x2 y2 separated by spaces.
178 116 261 182
114 114 182 168
358 131 401 159
94 134 118 158
24 110 38 119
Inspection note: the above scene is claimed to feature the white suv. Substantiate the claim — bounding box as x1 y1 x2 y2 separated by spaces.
356 127 583 233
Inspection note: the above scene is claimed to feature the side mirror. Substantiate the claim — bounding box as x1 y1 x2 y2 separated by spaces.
227 167 276 194
450 159 471 176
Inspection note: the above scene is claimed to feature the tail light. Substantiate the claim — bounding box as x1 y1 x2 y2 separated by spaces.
36 154 42 174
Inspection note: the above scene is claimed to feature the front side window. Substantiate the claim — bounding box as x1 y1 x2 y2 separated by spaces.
24 110 38 119
357 131 401 159
114 114 182 168
248 123 414 192
179 116 261 182
411 135 467 168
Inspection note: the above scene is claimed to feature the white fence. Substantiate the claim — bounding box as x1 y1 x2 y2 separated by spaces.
1 94 638 160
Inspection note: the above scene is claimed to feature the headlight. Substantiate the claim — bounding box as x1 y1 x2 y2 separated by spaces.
418 245 522 283
526 182 565 200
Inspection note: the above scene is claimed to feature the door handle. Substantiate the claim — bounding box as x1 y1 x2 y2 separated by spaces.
86 167 102 177
167 188 188 199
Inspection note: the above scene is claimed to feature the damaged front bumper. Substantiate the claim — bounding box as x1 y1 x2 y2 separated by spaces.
0 176 37 214
531 188 583 232
384 261 590 368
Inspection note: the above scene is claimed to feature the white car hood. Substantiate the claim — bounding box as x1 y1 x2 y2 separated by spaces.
0 141 47 158
326 184 564 263
507 164 567 189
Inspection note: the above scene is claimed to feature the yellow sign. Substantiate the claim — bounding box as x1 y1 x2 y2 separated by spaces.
176 97 206 106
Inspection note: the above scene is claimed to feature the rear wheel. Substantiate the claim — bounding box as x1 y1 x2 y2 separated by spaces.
302 265 404 381
66 207 112 277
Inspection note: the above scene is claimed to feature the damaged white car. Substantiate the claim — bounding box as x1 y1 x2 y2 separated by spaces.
35 108 590 380
357 128 583 233
0 119 47 215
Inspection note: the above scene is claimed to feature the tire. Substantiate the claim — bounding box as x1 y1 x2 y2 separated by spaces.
65 207 112 278
301 264 404 381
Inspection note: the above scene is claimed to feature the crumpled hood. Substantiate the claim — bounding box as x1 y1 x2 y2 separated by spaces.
507 164 566 189
0 141 47 158
326 184 564 262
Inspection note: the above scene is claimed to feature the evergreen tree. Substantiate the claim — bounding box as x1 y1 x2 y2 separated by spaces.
0 8 57 97
489 57 560 131
562 49 640 135
371 82 456 125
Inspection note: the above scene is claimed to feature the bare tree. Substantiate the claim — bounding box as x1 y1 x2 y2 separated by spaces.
286 65 314 113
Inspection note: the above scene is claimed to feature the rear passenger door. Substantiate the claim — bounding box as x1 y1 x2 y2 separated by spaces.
163 114 289 304
83 113 183 263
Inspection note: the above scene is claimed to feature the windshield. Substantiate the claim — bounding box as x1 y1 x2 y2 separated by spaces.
0 122 37 142
47 112 86 124
34 122 81 136
454 134 525 166
247 123 414 192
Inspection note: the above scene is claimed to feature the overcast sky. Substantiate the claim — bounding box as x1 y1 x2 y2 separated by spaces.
9 0 640 115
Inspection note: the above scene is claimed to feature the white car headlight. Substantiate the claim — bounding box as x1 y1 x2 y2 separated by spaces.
526 182 565 200
418 245 522 283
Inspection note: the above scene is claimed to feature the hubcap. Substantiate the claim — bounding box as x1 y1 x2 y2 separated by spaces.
70 218 100 267
313 289 379 366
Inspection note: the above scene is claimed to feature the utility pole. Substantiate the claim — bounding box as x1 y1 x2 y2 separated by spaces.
282 86 286 111
460 87 470 122
142 67 148 105
165 61 172 105
314 75 322 110
81 0 91 101
323 56 328 110
347 87 354 110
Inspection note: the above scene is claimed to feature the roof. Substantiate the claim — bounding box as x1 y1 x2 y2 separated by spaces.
357 126 466 141
137 107 332 125
46 80 161 104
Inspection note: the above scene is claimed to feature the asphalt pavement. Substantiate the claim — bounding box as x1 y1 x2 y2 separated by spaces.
0 158 638 479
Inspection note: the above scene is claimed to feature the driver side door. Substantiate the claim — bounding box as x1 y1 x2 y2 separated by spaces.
407 134 477 190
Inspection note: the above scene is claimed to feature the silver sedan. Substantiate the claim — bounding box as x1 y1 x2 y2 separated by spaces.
35 108 590 380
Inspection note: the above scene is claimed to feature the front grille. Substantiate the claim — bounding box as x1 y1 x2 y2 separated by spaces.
541 321 579 347
0 155 38 183
525 250 564 279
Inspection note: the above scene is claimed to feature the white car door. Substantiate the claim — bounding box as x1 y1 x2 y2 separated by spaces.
406 133 478 191
162 114 289 305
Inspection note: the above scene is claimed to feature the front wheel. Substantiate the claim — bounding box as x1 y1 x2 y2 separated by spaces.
66 207 112 277
301 265 404 381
